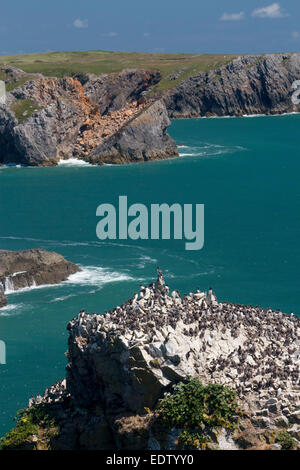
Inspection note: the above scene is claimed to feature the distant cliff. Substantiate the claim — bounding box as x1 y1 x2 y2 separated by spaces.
0 67 178 166
0 249 80 307
164 54 300 118
2 270 299 450
2 53 300 166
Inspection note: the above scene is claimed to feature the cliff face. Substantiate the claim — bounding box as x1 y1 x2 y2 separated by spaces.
5 270 299 450
0 67 177 166
87 100 178 165
2 53 300 165
76 68 161 115
0 249 80 306
164 54 300 117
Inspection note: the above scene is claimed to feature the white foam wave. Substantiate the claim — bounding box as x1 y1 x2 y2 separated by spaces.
242 114 266 118
242 112 300 118
57 158 92 167
178 142 246 159
137 255 158 269
66 266 134 287
0 236 148 254
50 294 77 303
3 265 134 296
0 163 25 168
5 281 59 295
196 111 300 119
0 304 24 316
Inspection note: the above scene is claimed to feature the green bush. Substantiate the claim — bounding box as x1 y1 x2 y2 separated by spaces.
11 98 41 123
275 431 296 450
0 404 58 450
156 377 239 449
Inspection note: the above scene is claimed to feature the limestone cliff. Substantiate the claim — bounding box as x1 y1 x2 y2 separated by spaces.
0 67 177 166
2 53 300 165
3 270 299 450
164 54 300 117
75 68 161 115
0 249 80 307
87 100 178 165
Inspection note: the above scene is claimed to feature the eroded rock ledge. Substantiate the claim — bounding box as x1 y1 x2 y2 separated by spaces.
0 249 80 307
7 269 299 450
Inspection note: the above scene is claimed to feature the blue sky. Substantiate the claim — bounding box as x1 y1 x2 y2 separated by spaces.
1 1 300 55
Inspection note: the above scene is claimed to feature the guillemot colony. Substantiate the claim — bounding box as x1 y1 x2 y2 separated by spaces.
31 268 300 431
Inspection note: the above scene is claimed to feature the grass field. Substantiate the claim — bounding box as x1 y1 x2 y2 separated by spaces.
0 50 237 94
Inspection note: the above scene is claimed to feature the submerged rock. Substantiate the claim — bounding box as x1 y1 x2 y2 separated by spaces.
0 249 80 304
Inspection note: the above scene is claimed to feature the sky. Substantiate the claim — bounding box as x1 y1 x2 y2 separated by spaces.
0 0 300 55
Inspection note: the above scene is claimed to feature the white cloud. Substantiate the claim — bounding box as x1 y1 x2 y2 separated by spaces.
292 31 300 39
101 32 118 37
251 3 288 18
73 18 88 29
220 12 245 21
143 32 150 37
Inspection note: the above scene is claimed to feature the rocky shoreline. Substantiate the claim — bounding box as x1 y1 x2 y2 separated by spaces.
3 269 299 450
0 249 80 307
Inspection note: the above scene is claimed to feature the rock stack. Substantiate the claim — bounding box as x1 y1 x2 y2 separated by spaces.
25 268 300 450
65 269 300 417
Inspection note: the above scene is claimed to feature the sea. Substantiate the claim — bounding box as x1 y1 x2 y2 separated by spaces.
0 114 300 437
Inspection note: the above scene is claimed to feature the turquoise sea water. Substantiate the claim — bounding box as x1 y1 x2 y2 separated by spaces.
1 114 300 436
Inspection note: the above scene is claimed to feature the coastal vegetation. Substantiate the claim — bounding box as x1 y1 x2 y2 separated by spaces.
156 378 240 449
0 404 58 450
0 71 36 92
11 98 41 123
0 50 236 96
275 431 297 450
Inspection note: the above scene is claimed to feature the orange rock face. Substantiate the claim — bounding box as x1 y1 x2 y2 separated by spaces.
27 76 149 160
